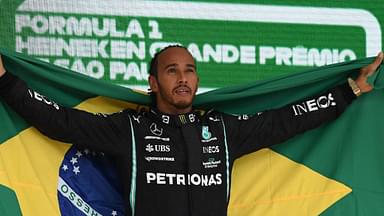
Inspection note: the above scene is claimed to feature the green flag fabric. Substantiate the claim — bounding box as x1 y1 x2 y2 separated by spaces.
0 50 383 215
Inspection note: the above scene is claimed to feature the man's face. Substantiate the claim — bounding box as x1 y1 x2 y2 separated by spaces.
149 47 199 114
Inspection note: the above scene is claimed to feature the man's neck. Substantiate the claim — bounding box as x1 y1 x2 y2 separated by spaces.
156 104 192 115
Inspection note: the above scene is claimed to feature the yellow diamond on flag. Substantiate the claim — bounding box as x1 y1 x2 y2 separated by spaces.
228 148 352 215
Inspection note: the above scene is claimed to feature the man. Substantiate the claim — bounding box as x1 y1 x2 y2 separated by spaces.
0 46 382 216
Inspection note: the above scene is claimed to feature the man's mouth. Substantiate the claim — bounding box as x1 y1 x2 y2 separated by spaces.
174 86 191 95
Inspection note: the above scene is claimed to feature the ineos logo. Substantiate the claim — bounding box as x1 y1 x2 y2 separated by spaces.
28 89 60 110
202 146 220 154
150 123 163 136
292 93 336 116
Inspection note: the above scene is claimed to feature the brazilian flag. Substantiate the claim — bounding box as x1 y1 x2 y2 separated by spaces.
0 50 383 215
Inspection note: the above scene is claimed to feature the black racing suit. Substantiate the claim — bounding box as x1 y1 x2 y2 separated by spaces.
0 72 356 216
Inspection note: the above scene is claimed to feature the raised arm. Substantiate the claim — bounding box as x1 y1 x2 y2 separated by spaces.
0 55 132 156
226 52 383 158
355 52 383 93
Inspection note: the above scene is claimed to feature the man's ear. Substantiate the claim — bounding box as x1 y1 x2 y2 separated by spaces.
149 75 159 93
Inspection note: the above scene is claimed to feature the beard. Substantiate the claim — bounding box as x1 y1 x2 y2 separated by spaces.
156 81 197 110
172 98 193 109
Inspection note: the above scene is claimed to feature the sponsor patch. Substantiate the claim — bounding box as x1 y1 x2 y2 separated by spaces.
145 144 171 152
202 145 220 154
150 122 163 136
146 172 222 186
203 158 221 169
144 136 170 141
145 156 175 162
292 93 336 116
201 137 218 143
202 126 212 140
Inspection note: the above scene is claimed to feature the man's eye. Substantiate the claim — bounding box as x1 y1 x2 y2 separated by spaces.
168 68 176 73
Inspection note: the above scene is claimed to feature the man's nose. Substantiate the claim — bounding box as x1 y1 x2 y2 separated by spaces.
177 71 187 83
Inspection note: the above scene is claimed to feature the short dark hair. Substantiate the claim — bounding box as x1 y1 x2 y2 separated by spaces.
149 44 190 78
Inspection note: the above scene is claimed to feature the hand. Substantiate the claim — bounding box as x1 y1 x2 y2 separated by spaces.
355 52 383 93
0 54 5 77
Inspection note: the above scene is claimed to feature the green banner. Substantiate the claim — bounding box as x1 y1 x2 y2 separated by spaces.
0 0 383 92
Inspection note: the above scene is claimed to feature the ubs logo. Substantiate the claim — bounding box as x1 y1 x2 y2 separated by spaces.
150 123 163 136
146 144 170 152
145 144 155 152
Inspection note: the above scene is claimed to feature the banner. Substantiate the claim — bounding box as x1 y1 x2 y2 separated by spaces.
0 0 383 92
0 50 384 215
